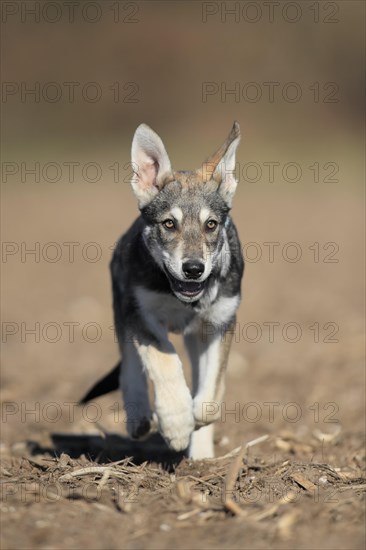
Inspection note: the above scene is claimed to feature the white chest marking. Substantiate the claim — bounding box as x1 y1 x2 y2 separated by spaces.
202 294 240 326
135 286 239 336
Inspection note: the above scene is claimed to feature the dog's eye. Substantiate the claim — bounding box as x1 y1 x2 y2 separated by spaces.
163 219 176 230
205 220 218 232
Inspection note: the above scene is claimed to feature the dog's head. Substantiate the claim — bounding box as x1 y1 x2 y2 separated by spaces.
130 122 241 303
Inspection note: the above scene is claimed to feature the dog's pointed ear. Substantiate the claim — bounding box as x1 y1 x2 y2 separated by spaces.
197 121 240 206
131 124 174 208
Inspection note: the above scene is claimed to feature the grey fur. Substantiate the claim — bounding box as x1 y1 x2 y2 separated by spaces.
80 123 245 458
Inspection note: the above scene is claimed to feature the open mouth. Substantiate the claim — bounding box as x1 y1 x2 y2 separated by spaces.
165 271 205 299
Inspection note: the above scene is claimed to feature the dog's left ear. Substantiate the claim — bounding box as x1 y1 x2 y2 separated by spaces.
198 121 241 206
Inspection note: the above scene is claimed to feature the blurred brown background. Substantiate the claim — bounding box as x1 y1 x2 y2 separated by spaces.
1 2 365 548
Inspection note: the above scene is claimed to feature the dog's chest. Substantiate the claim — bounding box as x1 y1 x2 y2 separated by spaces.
135 287 195 332
135 286 239 333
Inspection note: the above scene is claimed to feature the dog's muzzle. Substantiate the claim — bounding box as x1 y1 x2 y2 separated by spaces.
165 269 207 300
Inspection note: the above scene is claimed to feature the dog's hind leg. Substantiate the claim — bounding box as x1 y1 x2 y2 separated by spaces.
120 341 152 440
111 277 152 440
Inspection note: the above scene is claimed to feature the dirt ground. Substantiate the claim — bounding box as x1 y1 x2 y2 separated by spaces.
1 173 365 549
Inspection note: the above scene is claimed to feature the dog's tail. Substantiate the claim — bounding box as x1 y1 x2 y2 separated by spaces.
79 362 120 404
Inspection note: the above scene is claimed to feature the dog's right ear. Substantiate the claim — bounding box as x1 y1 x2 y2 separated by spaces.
131 124 174 208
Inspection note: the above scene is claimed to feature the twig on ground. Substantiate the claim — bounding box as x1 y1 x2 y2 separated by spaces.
59 466 130 482
223 434 269 516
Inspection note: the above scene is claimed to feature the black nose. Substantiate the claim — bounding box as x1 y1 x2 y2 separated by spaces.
182 261 204 280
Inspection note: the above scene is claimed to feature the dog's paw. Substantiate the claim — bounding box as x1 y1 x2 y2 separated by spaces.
128 416 151 440
124 401 152 440
189 424 215 459
155 389 194 451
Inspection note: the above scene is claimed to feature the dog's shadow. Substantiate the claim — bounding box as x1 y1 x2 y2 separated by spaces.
27 432 186 470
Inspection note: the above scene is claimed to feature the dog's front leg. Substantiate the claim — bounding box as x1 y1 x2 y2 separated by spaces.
135 332 194 452
185 319 235 458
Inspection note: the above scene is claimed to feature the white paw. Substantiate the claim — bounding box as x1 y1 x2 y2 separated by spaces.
155 388 194 451
189 424 215 460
